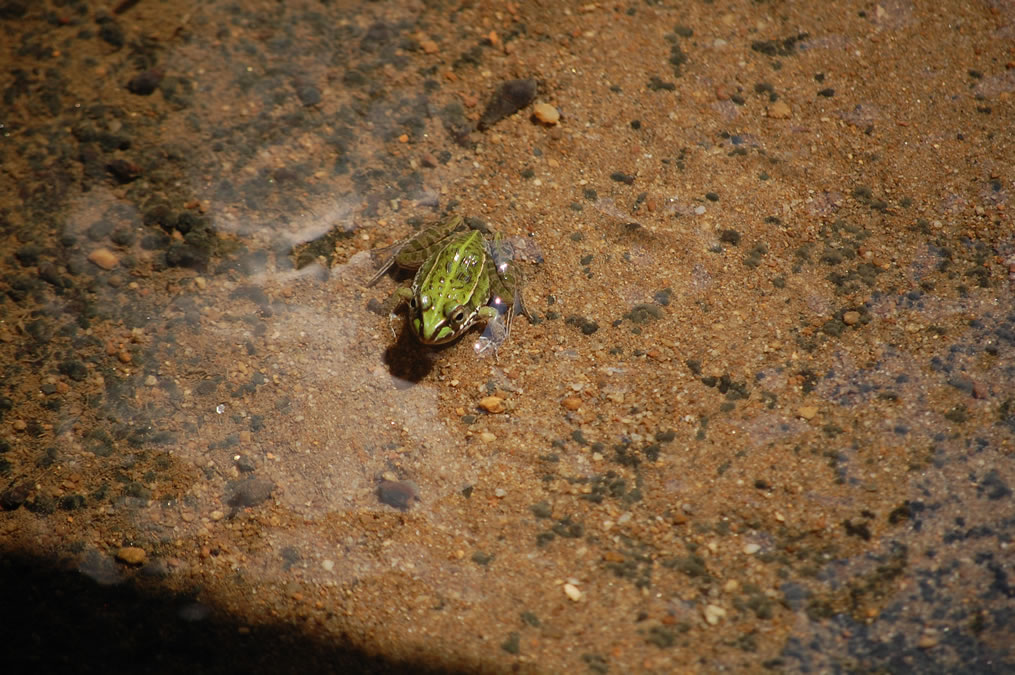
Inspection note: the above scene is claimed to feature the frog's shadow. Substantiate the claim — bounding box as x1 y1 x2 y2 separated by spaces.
382 323 457 386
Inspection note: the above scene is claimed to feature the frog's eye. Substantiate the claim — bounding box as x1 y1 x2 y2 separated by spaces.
448 305 466 325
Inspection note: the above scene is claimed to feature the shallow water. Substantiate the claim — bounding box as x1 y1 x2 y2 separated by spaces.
2 1 1013 672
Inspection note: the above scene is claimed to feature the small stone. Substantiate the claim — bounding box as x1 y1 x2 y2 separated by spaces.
127 69 163 95
533 102 560 125
563 583 583 602
116 546 147 566
478 396 506 414
479 431 497 443
145 375 158 386
209 509 225 521
704 604 727 625
743 543 761 555
117 350 132 364
768 101 791 119
377 480 420 510
321 559 335 572
917 630 939 649
561 397 582 411
225 476 275 508
420 39 439 54
842 310 861 325
12 419 27 432
797 405 818 420
88 248 119 270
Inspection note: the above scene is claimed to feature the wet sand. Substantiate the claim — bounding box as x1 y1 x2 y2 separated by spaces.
1 1 1013 672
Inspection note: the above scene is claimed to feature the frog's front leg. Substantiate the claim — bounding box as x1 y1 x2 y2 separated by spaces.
383 286 415 338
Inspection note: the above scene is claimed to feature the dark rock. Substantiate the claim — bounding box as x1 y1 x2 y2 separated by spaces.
478 79 537 131
164 243 207 270
377 480 420 510
87 219 115 241
37 262 64 287
106 158 142 183
14 244 41 267
0 482 30 510
294 81 321 107
58 359 88 381
127 69 163 96
97 19 124 48
225 476 274 508
77 549 123 586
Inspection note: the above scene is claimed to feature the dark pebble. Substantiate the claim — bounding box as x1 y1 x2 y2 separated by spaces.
235 454 257 473
565 315 599 335
14 244 41 267
58 359 88 381
610 171 635 185
127 69 163 96
647 76 676 91
110 227 136 246
501 632 520 655
164 243 207 270
106 158 142 183
377 480 420 510
87 219 115 241
37 262 64 287
97 19 125 48
0 482 30 510
719 229 741 246
143 203 176 231
77 549 123 586
818 88 835 97
478 78 537 131
294 81 322 107
225 476 275 508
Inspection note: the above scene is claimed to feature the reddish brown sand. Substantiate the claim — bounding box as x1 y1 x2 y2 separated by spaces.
1 1 1013 672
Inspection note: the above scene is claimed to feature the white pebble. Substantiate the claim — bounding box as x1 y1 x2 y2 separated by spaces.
322 559 335 572
704 604 726 625
563 583 583 602
743 543 761 555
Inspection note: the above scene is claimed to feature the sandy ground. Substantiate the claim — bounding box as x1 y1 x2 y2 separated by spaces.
1 0 1013 672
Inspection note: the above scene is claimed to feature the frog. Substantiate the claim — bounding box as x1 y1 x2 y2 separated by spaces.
367 214 528 347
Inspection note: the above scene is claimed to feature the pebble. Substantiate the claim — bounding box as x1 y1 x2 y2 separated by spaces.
377 480 420 510
768 101 792 119
533 102 560 125
561 397 582 410
479 431 497 443
321 559 335 572
703 604 727 625
797 405 818 420
917 629 939 649
563 583 583 602
225 476 275 508
88 247 120 270
478 395 506 414
743 543 761 555
842 310 861 325
116 546 147 566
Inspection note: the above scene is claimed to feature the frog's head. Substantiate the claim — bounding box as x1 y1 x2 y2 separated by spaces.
410 292 480 344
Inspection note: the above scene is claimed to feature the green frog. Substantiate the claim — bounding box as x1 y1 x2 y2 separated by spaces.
368 215 528 347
